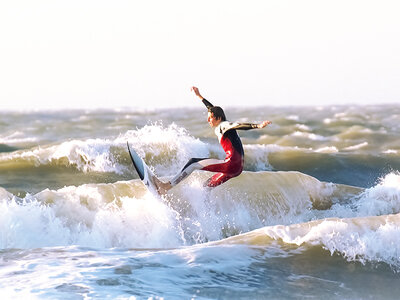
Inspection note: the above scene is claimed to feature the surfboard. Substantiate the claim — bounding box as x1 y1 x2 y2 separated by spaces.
127 142 161 197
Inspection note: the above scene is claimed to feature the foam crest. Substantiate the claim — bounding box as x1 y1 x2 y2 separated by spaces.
243 144 277 170
0 170 343 249
354 173 400 216
0 187 13 201
0 184 184 249
0 124 209 175
260 214 400 268
218 211 400 269
120 123 210 176
170 171 337 231
314 146 339 153
383 149 398 155
0 138 120 173
292 131 329 141
50 139 119 173
0 131 38 145
343 142 368 151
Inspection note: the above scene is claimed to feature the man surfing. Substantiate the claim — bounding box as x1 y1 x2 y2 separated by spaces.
154 86 271 194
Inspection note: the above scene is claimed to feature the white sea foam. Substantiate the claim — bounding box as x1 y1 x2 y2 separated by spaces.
2 138 121 173
343 142 368 151
255 173 400 269
334 112 348 119
0 170 338 249
292 131 329 141
353 173 400 216
0 190 184 249
223 172 400 266
286 115 300 121
0 131 38 144
314 146 339 153
1 170 400 273
242 144 276 170
383 149 398 154
260 214 400 267
120 123 210 176
0 124 210 175
295 124 311 131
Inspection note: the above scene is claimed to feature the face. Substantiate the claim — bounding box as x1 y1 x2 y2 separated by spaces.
207 112 221 127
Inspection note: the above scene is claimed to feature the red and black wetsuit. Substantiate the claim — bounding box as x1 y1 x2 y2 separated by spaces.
170 98 260 188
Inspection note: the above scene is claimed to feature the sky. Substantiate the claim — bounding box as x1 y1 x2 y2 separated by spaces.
0 0 399 110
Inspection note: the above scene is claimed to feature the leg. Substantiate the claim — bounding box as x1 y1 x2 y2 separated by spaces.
151 158 210 194
169 157 227 187
204 172 234 188
152 176 172 195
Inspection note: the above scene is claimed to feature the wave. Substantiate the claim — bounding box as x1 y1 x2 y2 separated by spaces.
0 124 313 178
0 171 363 249
221 213 400 270
0 123 398 190
216 172 400 269
0 144 19 153
1 171 399 270
0 124 210 176
0 131 38 146
267 149 400 187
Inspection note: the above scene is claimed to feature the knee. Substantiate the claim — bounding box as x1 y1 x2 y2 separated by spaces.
187 158 201 165
182 158 205 171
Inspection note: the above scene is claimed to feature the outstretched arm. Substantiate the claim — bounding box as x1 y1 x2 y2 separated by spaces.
257 120 272 128
191 86 213 109
190 86 272 129
228 120 272 131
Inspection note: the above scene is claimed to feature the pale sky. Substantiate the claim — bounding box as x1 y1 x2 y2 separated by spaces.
0 0 399 110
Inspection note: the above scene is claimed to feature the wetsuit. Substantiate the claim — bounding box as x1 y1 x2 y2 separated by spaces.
169 98 260 188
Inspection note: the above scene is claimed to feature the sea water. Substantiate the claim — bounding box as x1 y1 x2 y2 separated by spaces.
1 104 400 299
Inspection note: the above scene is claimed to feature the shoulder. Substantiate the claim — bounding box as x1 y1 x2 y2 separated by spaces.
215 121 238 135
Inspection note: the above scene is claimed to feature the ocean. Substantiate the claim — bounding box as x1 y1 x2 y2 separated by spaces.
1 104 400 299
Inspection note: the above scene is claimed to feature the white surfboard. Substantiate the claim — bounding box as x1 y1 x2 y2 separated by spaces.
127 142 161 197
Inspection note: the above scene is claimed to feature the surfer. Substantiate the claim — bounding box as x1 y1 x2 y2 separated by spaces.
154 86 271 194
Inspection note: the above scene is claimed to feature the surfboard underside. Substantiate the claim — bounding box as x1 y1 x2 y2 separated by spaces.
127 142 161 197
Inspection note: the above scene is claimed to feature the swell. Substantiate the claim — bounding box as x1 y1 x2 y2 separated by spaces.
215 172 400 268
0 171 363 249
219 213 400 270
0 124 209 176
1 171 399 256
0 144 19 153
0 137 398 193
0 120 398 195
266 149 400 187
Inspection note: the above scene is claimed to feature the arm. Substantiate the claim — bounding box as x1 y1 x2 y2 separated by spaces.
191 86 213 109
228 120 272 131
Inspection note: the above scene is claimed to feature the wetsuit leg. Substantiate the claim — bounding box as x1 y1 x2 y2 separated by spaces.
204 172 235 187
202 156 243 187
169 157 227 187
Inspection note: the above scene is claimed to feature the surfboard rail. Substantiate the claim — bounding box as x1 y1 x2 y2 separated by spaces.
127 142 161 198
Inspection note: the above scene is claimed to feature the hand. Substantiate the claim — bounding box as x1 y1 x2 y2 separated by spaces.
191 86 203 100
258 120 271 128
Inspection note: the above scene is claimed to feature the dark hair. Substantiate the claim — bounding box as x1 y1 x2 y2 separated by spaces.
209 106 226 121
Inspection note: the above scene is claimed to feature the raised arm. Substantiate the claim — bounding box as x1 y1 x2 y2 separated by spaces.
191 86 271 129
191 86 213 109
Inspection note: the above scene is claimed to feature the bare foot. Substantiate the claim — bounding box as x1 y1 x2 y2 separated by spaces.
153 177 172 195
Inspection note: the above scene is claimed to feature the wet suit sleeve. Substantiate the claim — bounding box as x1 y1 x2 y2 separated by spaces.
229 123 259 131
218 122 259 135
202 99 260 131
202 98 214 110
